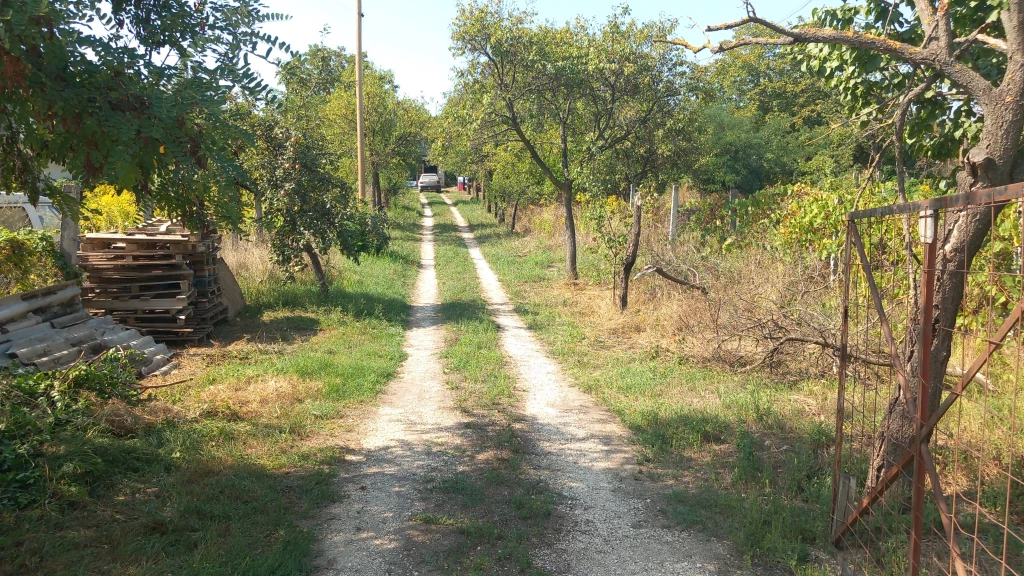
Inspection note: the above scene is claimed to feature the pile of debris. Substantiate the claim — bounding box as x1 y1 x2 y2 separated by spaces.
0 281 175 376
78 219 228 343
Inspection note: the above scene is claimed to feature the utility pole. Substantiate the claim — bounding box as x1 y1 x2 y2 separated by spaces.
355 0 366 202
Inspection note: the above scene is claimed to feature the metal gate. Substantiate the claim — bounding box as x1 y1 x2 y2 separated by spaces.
834 184 1024 575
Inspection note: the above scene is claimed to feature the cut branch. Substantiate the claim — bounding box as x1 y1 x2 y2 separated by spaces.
634 264 708 294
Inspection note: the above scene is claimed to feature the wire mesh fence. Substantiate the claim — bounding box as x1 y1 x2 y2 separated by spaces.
834 184 1024 576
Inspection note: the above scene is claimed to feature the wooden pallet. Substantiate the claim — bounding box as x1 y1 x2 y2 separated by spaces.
78 219 229 344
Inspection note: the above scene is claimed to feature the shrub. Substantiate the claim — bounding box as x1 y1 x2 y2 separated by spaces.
80 185 141 233
0 228 75 297
0 351 140 509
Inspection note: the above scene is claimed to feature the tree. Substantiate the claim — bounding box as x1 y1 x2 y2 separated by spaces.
236 105 387 295
325 64 430 210
683 26 866 193
451 1 686 281
430 85 499 200
0 0 290 225
662 0 1024 491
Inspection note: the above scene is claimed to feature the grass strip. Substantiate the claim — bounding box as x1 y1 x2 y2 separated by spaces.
411 192 553 576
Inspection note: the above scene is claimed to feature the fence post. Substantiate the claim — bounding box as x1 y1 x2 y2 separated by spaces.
729 188 738 232
629 183 636 206
59 183 80 268
909 209 937 576
669 184 679 241
832 220 853 537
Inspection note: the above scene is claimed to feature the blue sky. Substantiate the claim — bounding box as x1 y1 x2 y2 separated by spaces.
251 0 827 111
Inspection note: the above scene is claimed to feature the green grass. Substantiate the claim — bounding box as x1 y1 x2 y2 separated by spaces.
0 193 423 576
411 193 553 575
445 194 838 573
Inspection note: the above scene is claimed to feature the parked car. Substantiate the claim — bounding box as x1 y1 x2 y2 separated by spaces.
417 173 442 192
406 180 418 188
0 193 62 232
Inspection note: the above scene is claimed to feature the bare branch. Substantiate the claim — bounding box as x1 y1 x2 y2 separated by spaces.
656 10 995 100
955 33 1007 53
634 264 708 294
740 336 891 373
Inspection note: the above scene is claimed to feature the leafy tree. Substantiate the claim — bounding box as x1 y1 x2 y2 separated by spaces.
663 0 1024 492
684 27 866 193
430 85 498 200
0 0 290 226
236 105 387 295
325 64 431 209
451 1 686 281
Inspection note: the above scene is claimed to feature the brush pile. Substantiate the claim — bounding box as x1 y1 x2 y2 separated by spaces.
78 219 228 343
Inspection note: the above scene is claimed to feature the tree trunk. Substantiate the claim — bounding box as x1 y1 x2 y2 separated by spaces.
303 243 329 296
617 191 642 311
870 140 884 181
866 101 1023 492
509 199 519 232
562 183 579 281
253 191 264 239
371 168 383 211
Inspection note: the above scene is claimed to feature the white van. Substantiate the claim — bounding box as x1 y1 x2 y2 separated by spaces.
0 193 62 232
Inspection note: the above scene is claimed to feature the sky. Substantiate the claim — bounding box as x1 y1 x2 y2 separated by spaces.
251 0 827 112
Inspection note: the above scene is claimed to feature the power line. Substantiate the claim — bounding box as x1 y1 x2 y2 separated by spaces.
779 0 815 23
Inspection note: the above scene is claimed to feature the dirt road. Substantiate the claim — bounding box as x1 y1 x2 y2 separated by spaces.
317 193 734 575
440 194 734 575
315 194 469 575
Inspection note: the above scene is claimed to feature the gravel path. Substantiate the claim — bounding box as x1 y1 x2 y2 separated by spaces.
440 194 736 576
315 194 468 576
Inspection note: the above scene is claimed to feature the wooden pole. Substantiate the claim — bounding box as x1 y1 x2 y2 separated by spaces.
669 184 679 241
729 188 738 232
355 0 366 202
910 214 937 576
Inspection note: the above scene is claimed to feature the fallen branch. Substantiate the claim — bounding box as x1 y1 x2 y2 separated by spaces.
743 338 1000 391
634 264 708 295
742 336 891 373
137 377 192 391
946 366 995 392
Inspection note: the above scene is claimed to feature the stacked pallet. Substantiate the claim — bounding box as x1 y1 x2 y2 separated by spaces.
78 219 228 344
0 281 175 375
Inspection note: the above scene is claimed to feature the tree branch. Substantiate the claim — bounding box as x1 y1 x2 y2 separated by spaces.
741 335 892 373
956 33 1007 53
656 11 994 100
634 264 708 294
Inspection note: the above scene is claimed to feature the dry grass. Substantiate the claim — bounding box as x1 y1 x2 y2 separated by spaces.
509 198 839 380
220 233 281 286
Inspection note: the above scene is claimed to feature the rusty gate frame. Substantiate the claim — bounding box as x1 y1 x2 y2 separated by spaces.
832 182 1024 576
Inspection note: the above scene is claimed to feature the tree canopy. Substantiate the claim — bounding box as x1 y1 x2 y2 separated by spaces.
0 0 291 225
448 0 688 280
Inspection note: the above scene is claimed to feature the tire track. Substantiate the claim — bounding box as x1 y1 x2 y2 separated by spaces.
439 193 736 576
315 194 468 576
